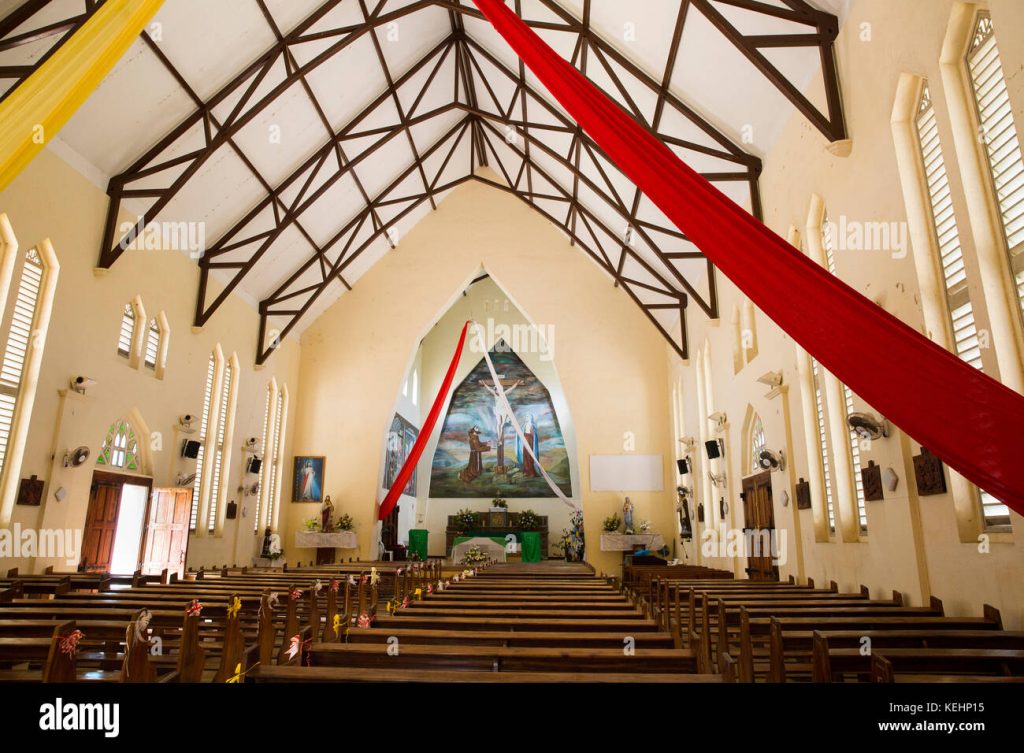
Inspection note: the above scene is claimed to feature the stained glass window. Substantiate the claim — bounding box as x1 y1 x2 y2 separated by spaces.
97 420 139 471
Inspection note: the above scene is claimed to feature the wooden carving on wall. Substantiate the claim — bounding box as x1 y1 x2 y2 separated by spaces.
795 478 812 510
913 447 947 496
17 475 43 506
862 460 884 502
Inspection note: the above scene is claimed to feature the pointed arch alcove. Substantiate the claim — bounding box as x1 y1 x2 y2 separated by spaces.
377 271 580 560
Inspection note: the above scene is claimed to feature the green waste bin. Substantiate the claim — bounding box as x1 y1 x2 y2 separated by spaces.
408 529 429 561
521 531 542 563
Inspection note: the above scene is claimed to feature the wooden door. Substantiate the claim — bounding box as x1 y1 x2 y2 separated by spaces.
741 471 778 581
141 488 191 577
81 478 121 572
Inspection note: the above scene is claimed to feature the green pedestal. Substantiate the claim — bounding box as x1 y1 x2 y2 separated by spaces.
408 529 429 561
521 531 542 563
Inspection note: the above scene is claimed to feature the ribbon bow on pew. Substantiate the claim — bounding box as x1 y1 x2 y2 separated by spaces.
58 629 84 657
227 596 242 619
186 599 202 616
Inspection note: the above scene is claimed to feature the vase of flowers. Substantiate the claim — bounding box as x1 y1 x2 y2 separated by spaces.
335 513 354 531
517 509 540 530
602 513 621 533
491 497 508 509
453 508 477 534
303 517 322 532
461 545 489 566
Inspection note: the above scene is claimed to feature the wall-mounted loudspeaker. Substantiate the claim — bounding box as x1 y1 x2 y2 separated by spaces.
246 456 262 475
181 439 201 459
676 457 690 475
705 439 722 460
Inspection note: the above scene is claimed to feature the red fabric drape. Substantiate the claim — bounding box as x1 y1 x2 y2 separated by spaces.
473 0 1024 513
379 321 470 521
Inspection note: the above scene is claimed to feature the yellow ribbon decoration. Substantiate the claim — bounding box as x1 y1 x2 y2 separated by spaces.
227 596 242 619
414 588 423 600
226 662 243 683
385 600 393 614
332 614 341 632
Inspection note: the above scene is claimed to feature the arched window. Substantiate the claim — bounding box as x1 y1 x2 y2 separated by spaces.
207 354 239 534
190 352 217 532
820 213 868 533
749 413 766 475
144 318 159 369
914 82 984 369
967 11 1024 327
257 380 288 533
97 420 140 471
117 303 135 359
810 358 836 533
0 230 59 527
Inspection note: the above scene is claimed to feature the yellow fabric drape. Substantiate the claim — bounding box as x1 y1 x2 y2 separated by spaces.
0 0 164 191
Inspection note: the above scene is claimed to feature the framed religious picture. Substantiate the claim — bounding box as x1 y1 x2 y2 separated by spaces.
795 478 812 510
17 475 43 506
292 456 326 503
913 447 947 496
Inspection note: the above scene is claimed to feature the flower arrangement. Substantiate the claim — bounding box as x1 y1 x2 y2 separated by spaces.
517 509 541 530
602 513 621 533
461 545 489 566
566 509 585 561
335 513 354 531
491 497 508 508
638 519 651 533
453 508 478 533
303 518 322 532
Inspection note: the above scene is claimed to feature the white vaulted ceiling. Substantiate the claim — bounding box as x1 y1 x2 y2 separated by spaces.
0 0 850 362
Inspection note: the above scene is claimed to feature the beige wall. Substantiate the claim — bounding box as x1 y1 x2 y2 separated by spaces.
672 0 1024 627
294 170 679 575
0 148 301 573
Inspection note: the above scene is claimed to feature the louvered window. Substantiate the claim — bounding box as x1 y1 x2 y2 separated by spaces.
190 354 215 531
968 12 1024 330
821 218 866 532
253 383 274 532
916 84 984 369
843 385 868 532
265 388 287 530
811 359 836 533
144 319 160 370
208 360 234 532
0 249 43 479
117 302 134 358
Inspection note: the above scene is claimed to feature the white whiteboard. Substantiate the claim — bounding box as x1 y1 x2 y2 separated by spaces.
589 455 664 492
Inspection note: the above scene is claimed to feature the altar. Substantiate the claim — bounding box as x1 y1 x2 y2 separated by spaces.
599 533 666 552
294 530 358 564
451 536 508 563
444 511 548 560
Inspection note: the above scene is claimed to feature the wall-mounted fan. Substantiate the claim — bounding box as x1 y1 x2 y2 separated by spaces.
63 446 90 468
847 412 890 441
758 449 786 472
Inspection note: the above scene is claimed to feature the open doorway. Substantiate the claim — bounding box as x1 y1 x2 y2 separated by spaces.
741 471 778 581
81 471 152 574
